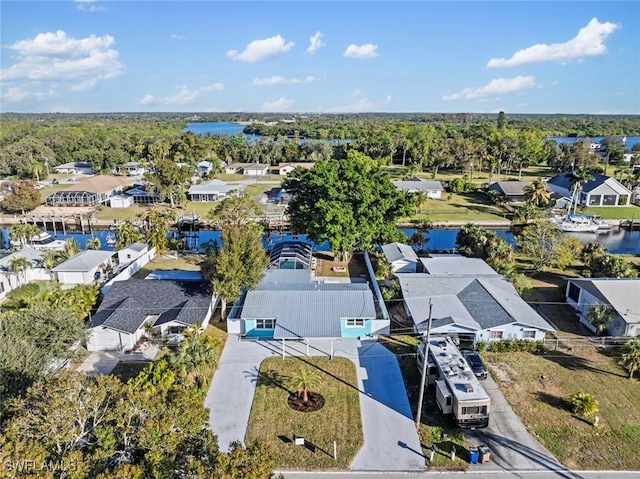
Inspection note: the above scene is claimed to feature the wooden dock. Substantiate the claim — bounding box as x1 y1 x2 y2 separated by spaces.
619 219 640 231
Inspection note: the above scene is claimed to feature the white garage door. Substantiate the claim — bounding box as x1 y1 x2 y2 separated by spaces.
92 329 122 351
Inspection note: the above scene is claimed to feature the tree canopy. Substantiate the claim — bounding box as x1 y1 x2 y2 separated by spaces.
1 180 41 214
282 151 412 259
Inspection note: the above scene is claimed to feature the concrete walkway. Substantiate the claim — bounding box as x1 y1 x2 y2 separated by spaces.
76 351 120 375
206 338 425 471
465 375 565 472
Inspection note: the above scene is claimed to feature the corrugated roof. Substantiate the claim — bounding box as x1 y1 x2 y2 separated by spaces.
62 175 133 194
382 242 419 263
396 274 554 332
188 179 239 195
0 247 44 269
89 279 212 334
393 177 443 192
52 250 114 272
569 278 640 325
240 282 375 339
420 257 499 276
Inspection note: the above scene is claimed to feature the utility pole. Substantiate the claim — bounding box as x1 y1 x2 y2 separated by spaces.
415 301 433 428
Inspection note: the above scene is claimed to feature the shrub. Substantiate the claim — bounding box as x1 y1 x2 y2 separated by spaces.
568 391 598 419
448 177 475 193
475 340 487 353
488 339 546 353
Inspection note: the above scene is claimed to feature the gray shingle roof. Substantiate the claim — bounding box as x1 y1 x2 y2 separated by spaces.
487 181 530 196
547 171 607 192
89 280 212 334
52 250 114 272
382 242 419 263
240 282 375 339
396 274 554 332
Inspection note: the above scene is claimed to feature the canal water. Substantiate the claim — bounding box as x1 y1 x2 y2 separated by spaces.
2 227 639 255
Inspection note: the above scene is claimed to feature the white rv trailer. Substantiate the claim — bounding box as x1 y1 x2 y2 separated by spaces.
417 336 490 428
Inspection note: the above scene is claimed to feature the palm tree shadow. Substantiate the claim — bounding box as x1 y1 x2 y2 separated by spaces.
540 350 627 378
247 367 292 393
535 391 571 413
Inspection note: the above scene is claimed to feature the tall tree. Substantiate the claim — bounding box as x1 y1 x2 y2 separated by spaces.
144 157 192 208
85 237 102 250
61 238 81 260
1 180 41 214
517 220 581 271
207 195 263 228
115 219 145 249
586 304 614 335
282 152 413 260
569 168 595 214
7 256 31 286
140 207 174 255
201 225 269 319
590 254 637 278
620 338 640 380
524 179 551 207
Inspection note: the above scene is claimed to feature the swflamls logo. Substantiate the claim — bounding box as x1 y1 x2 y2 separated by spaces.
2 460 78 473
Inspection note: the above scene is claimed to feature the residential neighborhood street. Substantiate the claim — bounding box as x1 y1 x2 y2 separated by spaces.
278 471 638 479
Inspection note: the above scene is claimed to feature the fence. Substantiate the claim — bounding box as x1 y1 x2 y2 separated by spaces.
101 246 156 295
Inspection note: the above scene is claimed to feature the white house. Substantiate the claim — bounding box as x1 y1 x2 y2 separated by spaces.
53 162 94 175
117 242 149 264
243 164 270 176
381 242 420 273
46 175 134 207
420 256 499 276
188 179 242 202
392 177 444 199
275 162 315 176
225 162 251 174
396 273 554 344
565 278 640 337
87 279 216 351
197 161 214 177
122 162 145 177
0 248 49 300
546 171 631 207
52 250 115 285
109 195 134 208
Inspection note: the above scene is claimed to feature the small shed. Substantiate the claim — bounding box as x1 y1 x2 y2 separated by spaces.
110 195 134 208
117 242 148 264
52 250 115 285
381 242 420 273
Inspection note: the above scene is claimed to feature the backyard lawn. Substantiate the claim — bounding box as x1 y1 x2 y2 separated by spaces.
583 205 640 220
131 254 203 278
402 192 512 224
485 348 640 470
244 356 363 470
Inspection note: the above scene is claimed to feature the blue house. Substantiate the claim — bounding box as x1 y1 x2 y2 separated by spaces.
226 242 384 340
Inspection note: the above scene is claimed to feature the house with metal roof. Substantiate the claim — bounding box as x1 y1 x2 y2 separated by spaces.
0 247 49 300
420 256 499 276
382 242 420 273
87 279 216 351
188 179 242 202
396 274 554 344
565 278 640 337
52 250 115 285
227 268 383 340
53 161 93 175
392 177 443 198
546 171 631 206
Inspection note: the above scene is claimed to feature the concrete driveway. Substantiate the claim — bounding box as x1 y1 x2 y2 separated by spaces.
206 338 425 471
464 375 567 473
76 351 120 376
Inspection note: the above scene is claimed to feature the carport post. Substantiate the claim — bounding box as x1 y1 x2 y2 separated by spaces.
330 339 334 360
282 338 285 359
306 338 309 356
415 301 433 428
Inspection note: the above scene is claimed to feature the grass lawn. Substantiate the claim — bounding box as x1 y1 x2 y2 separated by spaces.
379 335 469 470
314 252 368 278
485 348 640 470
583 205 640 220
407 165 556 184
132 254 203 278
402 192 511 223
245 356 363 470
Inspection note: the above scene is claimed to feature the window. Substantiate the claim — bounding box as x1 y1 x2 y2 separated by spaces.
522 330 536 339
588 195 601 205
603 195 617 205
567 283 580 302
256 319 275 329
169 326 186 335
0 282 4 293
489 330 503 340
446 396 452 406
462 405 488 415
346 318 365 327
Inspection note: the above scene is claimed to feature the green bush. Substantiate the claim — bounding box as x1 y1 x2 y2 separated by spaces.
448 177 476 193
475 340 487 353
569 391 598 419
488 339 546 353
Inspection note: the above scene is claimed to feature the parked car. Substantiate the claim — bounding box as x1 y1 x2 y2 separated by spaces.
463 351 488 380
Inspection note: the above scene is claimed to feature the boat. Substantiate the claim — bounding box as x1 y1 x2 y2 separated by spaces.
105 233 117 246
554 215 599 233
10 232 67 251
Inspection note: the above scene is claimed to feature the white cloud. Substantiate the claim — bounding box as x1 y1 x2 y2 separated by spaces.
227 35 294 63
75 0 105 12
261 97 294 112
442 76 536 100
136 94 156 105
201 83 224 91
170 34 183 40
487 18 619 68
253 75 316 87
343 44 378 59
322 95 391 113
306 31 325 54
1 86 58 105
0 30 124 91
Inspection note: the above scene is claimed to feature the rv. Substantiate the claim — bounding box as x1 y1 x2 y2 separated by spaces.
417 336 490 428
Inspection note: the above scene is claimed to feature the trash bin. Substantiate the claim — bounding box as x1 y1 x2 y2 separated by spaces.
478 445 491 463
468 446 479 464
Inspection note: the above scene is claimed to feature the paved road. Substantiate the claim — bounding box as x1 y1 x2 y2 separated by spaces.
206 338 424 470
279 471 638 479
465 375 563 472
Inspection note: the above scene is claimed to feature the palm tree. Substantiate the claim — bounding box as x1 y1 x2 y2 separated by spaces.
39 250 60 280
61 238 81 260
586 304 613 335
524 179 550 207
85 237 101 250
619 338 640 380
580 242 607 268
7 256 32 287
290 367 320 403
569 168 595 214
115 220 144 249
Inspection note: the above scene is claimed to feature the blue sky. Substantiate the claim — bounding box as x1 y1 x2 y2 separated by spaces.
1 1 638 114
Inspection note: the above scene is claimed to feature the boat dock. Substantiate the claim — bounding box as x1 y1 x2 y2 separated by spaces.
620 219 640 231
